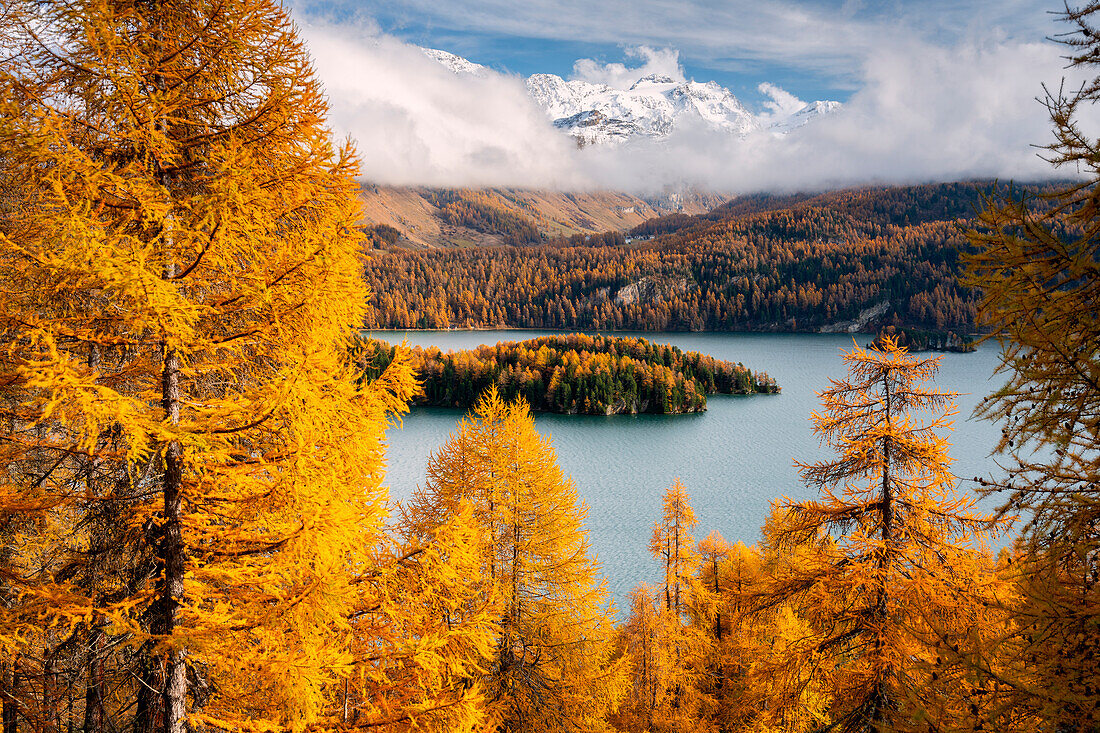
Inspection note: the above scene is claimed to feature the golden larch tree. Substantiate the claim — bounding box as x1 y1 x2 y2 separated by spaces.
0 1 419 731
759 337 1007 732
614 480 714 733
402 388 627 733
346 500 502 732
961 4 1100 727
650 479 700 617
695 534 778 733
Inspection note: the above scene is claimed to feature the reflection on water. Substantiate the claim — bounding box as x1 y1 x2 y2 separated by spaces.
373 330 1009 609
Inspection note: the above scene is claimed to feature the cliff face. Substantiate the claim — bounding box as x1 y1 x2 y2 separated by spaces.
613 276 696 307
583 396 706 416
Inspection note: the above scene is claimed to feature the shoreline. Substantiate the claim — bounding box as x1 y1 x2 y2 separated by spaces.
364 326 983 352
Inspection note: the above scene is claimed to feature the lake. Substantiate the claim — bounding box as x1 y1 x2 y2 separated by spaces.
370 330 1011 609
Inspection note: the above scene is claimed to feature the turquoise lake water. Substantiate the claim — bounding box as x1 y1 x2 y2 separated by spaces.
370 330 1011 609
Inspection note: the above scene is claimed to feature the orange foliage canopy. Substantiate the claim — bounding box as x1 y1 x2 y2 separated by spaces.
0 1 437 731
757 337 1009 732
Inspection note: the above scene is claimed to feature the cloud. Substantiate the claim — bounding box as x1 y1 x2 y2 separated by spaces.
756 82 807 125
301 0 1063 90
571 47 684 88
299 19 1090 194
582 39 1092 193
299 22 586 188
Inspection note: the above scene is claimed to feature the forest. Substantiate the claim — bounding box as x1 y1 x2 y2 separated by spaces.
425 189 543 246
0 1 1098 733
360 334 779 415
361 182 1058 333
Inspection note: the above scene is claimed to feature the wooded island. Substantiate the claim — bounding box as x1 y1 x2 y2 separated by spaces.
361 333 779 414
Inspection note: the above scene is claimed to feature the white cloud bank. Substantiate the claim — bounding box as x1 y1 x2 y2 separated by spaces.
303 24 585 188
300 20 1094 193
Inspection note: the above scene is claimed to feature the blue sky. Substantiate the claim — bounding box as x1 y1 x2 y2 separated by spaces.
295 0 1063 105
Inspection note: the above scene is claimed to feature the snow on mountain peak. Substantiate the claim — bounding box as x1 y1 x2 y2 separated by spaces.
769 99 843 135
421 48 487 76
421 47 841 146
629 73 679 89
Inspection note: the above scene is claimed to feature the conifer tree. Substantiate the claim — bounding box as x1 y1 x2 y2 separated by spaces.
402 389 626 733
962 4 1100 726
759 338 1006 732
610 585 670 733
614 481 713 733
346 502 501 732
650 479 700 617
0 1 418 730
695 535 780 733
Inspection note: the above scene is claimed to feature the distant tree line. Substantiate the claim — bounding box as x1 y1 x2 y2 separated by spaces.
426 189 542 245
360 334 778 415
362 223 402 247
549 230 628 247
364 183 1069 333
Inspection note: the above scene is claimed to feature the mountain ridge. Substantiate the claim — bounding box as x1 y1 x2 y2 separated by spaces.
358 185 725 249
421 47 841 147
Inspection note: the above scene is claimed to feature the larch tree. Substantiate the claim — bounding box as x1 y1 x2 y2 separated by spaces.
346 500 502 733
695 535 777 733
962 3 1100 726
609 585 672 733
650 479 700 617
0 1 418 731
401 388 627 733
696 532 730 646
615 480 713 733
759 337 1007 732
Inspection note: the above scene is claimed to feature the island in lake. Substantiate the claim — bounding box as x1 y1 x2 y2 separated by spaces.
361 333 779 415
870 325 977 353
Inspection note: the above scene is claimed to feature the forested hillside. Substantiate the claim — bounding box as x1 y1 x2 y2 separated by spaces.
363 181 1061 333
361 334 779 415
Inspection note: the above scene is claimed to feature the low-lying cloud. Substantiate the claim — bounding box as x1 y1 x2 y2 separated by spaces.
302 24 585 188
300 19 1092 194
571 46 685 87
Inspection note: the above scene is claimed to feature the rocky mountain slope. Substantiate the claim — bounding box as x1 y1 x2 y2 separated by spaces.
358 185 723 249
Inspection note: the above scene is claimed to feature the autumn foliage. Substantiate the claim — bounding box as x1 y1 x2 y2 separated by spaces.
957 4 1100 726
362 333 778 415
401 389 627 732
2 0 1099 732
0 0 456 731
358 183 1060 333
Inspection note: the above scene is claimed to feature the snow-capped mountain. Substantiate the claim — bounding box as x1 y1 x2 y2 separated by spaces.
421 48 488 77
422 47 840 146
768 99 843 135
526 72 761 145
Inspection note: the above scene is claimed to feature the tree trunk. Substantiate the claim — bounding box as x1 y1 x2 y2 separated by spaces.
43 639 58 733
1 659 16 733
135 653 163 733
161 288 187 733
871 371 894 729
673 520 680 614
83 627 105 733
713 558 722 641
